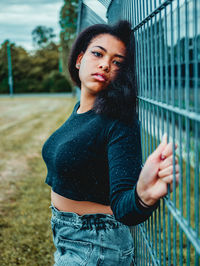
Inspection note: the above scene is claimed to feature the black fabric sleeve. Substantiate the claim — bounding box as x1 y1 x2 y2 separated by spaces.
106 118 159 226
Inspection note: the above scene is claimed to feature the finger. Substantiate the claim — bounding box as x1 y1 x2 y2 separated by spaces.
159 164 179 178
160 173 179 185
158 165 179 178
159 155 178 170
161 133 168 145
151 135 168 159
161 142 178 159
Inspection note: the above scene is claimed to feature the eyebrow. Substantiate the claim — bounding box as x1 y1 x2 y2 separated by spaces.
92 45 125 59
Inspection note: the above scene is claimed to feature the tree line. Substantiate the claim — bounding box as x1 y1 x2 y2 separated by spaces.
0 0 78 94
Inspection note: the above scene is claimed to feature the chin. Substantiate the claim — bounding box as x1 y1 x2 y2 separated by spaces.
88 86 107 94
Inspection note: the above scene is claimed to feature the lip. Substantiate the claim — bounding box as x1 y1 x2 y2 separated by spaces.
92 73 107 82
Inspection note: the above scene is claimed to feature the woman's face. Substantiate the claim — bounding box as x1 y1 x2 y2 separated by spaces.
76 34 126 95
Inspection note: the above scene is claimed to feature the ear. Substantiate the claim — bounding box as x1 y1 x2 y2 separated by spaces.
76 52 84 69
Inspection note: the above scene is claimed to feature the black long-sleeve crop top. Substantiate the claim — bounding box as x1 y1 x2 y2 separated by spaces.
42 101 158 226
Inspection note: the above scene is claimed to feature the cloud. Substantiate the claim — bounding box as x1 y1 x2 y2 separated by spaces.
0 0 64 51
0 0 62 6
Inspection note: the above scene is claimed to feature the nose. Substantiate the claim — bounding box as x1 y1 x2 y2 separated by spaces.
98 60 110 72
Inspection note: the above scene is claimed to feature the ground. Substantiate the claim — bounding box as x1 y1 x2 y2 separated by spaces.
0 95 76 265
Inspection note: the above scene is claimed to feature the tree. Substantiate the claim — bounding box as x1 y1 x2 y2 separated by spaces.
59 0 79 41
0 41 72 94
59 0 79 87
0 40 10 93
32 26 56 48
0 41 32 93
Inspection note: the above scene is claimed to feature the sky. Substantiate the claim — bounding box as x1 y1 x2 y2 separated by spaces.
0 0 199 52
0 0 106 52
0 0 64 51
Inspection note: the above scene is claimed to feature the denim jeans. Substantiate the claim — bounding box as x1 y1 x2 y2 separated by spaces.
50 204 134 266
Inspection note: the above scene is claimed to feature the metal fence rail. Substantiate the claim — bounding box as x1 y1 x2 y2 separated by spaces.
77 0 200 265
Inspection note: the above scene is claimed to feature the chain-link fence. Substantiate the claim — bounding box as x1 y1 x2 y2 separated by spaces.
77 0 200 265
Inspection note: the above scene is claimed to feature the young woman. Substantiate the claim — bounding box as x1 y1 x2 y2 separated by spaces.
42 21 179 265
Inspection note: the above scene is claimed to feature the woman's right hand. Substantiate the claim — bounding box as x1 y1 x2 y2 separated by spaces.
136 134 179 207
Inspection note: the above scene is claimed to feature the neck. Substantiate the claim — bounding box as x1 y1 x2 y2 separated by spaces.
78 89 96 114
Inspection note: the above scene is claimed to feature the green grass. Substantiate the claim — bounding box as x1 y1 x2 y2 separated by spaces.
0 157 53 265
0 96 76 265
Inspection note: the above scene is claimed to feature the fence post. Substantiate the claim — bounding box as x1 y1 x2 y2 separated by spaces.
7 41 13 96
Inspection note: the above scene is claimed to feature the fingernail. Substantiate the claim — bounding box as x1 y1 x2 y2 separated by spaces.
160 154 166 160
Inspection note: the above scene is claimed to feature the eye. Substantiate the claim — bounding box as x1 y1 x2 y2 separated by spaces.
113 60 122 67
92 51 102 57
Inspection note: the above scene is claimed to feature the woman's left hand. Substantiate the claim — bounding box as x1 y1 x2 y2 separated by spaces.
136 134 180 207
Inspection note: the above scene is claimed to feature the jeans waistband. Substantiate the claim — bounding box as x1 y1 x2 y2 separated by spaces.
50 203 122 230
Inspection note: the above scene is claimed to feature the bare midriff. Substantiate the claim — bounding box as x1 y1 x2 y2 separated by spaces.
51 190 113 216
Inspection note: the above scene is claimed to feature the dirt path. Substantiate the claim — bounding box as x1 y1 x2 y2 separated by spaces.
0 96 76 206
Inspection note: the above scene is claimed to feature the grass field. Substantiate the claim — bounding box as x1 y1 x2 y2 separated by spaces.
0 96 76 265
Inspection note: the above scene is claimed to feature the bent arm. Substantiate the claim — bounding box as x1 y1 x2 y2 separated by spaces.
107 118 158 226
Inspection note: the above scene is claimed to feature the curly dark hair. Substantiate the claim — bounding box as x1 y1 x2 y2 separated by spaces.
68 20 138 123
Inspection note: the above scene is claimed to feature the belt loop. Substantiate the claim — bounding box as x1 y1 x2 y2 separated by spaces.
49 202 55 209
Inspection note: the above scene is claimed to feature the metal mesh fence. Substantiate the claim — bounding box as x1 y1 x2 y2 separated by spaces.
77 2 106 33
97 0 112 8
77 0 200 265
128 1 200 265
